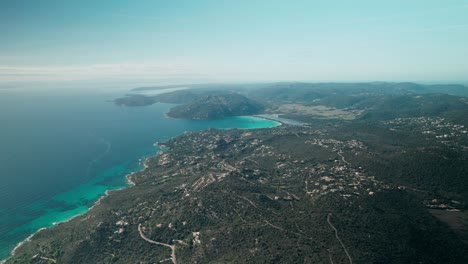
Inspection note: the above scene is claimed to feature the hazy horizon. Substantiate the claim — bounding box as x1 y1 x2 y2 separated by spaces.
1 0 468 85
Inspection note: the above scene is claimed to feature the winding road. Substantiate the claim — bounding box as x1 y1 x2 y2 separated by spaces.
327 213 353 264
337 149 349 165
138 224 177 264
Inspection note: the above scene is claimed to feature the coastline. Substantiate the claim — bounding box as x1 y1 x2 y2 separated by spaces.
250 115 284 126
3 152 157 263
164 112 284 127
125 156 152 187
10 228 45 256
2 116 277 263
252 114 285 125
253 114 305 126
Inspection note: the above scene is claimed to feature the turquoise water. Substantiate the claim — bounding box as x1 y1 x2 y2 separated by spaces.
0 89 279 260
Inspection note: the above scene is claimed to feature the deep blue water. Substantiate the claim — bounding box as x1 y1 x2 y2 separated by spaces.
0 89 278 260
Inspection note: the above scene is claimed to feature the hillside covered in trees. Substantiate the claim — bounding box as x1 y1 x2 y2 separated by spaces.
7 82 468 263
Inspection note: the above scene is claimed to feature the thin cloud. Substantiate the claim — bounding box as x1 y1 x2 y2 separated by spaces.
0 63 307 84
0 64 198 82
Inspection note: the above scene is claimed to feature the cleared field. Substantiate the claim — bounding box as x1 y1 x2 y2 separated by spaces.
277 104 362 120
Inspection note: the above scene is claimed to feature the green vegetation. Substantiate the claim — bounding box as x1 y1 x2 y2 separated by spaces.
167 93 264 119
113 84 263 107
7 82 468 263
7 122 468 263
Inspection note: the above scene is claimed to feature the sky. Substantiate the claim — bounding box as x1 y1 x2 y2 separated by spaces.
1 0 468 84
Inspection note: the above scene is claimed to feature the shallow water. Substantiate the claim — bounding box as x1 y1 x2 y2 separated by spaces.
0 88 278 260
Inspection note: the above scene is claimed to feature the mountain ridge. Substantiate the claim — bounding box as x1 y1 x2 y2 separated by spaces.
167 93 264 119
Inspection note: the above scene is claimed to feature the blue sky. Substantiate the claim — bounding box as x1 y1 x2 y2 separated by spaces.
1 0 468 83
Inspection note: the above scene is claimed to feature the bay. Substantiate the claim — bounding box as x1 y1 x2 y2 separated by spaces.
0 88 278 260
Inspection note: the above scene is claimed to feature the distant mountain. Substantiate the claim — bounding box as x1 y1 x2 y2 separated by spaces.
153 89 232 104
358 94 468 121
167 93 264 119
247 82 468 104
113 90 235 107
114 82 468 107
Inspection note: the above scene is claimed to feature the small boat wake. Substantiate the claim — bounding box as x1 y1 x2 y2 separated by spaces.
86 130 112 180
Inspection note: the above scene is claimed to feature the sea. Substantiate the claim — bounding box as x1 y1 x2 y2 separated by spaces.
0 86 279 261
